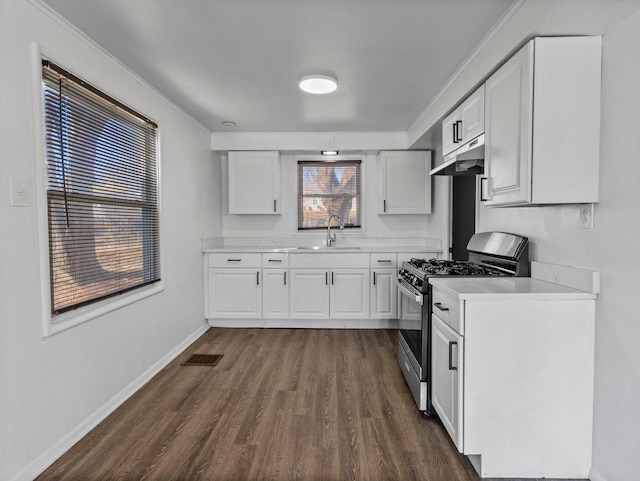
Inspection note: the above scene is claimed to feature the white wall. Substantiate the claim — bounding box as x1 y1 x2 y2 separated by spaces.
0 1 220 480
221 153 438 246
476 10 640 481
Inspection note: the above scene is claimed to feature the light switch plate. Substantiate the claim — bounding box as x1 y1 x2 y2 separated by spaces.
10 179 29 207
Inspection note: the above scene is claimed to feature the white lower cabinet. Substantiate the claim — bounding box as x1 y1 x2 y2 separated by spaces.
289 268 370 320
370 269 397 319
429 280 596 479
262 269 288 318
330 269 370 319
432 313 463 451
207 268 261 318
205 251 437 325
289 269 330 319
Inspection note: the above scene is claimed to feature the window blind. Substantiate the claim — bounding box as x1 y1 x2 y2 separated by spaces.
297 160 361 230
42 60 160 316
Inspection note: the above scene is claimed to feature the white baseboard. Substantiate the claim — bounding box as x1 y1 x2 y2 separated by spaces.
207 318 398 329
589 467 608 481
9 323 209 481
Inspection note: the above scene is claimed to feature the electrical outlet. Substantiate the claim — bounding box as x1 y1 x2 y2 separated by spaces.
578 204 594 229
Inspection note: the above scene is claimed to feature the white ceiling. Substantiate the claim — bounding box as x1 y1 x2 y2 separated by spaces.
40 0 515 133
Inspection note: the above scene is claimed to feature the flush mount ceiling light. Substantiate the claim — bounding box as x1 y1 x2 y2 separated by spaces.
221 121 236 127
299 75 338 94
321 150 339 156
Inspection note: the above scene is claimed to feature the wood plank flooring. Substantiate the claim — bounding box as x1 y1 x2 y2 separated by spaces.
35 328 558 481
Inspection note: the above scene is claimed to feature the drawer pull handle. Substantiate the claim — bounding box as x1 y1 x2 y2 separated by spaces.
434 302 449 312
448 341 458 371
377 259 392 263
227 259 242 262
268 259 282 263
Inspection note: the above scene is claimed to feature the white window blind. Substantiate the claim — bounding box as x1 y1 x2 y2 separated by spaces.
42 60 160 316
297 160 361 230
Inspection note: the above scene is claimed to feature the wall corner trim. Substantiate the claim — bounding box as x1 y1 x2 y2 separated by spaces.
589 467 608 481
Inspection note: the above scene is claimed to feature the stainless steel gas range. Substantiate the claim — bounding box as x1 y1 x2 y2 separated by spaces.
396 232 530 414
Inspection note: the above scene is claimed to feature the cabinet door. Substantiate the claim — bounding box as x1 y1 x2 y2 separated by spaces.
459 85 484 144
370 269 397 319
484 42 533 206
228 151 281 214
432 314 464 452
330 269 370 319
289 269 329 319
442 110 462 156
262 269 289 319
207 268 261 319
377 151 432 214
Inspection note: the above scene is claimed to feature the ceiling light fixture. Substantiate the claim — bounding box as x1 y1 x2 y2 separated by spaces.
222 121 236 127
321 150 339 156
299 75 338 94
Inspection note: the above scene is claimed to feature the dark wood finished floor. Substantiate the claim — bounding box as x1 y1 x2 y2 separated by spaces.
36 328 580 481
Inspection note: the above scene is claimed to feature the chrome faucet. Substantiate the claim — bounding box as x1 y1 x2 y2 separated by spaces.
326 214 344 247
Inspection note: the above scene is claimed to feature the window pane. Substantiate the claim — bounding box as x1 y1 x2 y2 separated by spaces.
300 196 360 228
42 61 159 316
298 161 361 230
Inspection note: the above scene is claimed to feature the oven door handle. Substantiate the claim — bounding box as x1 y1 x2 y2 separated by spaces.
396 278 423 306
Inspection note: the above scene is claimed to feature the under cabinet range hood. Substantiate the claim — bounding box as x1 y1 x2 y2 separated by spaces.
430 133 484 176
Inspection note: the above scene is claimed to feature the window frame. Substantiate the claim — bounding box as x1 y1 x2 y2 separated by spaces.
33 48 164 337
295 155 365 234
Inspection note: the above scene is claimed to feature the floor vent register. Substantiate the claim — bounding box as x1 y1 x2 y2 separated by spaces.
181 354 224 367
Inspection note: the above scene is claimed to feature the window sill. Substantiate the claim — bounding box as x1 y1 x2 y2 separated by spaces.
43 281 164 337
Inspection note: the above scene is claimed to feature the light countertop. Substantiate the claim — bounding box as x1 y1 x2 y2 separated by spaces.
429 277 597 300
203 246 441 254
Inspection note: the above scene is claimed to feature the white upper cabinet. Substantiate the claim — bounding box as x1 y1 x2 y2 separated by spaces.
484 37 602 206
442 111 461 157
442 85 485 157
377 151 432 214
228 151 281 214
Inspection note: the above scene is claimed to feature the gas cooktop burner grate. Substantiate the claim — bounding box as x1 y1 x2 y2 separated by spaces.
408 258 504 276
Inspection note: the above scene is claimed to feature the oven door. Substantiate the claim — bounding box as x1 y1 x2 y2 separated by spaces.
397 278 428 381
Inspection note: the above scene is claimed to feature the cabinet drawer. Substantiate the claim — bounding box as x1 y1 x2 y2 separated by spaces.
262 253 289 268
432 287 462 334
208 253 261 268
370 253 397 268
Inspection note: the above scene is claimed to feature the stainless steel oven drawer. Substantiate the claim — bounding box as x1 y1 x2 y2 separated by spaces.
398 340 427 411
